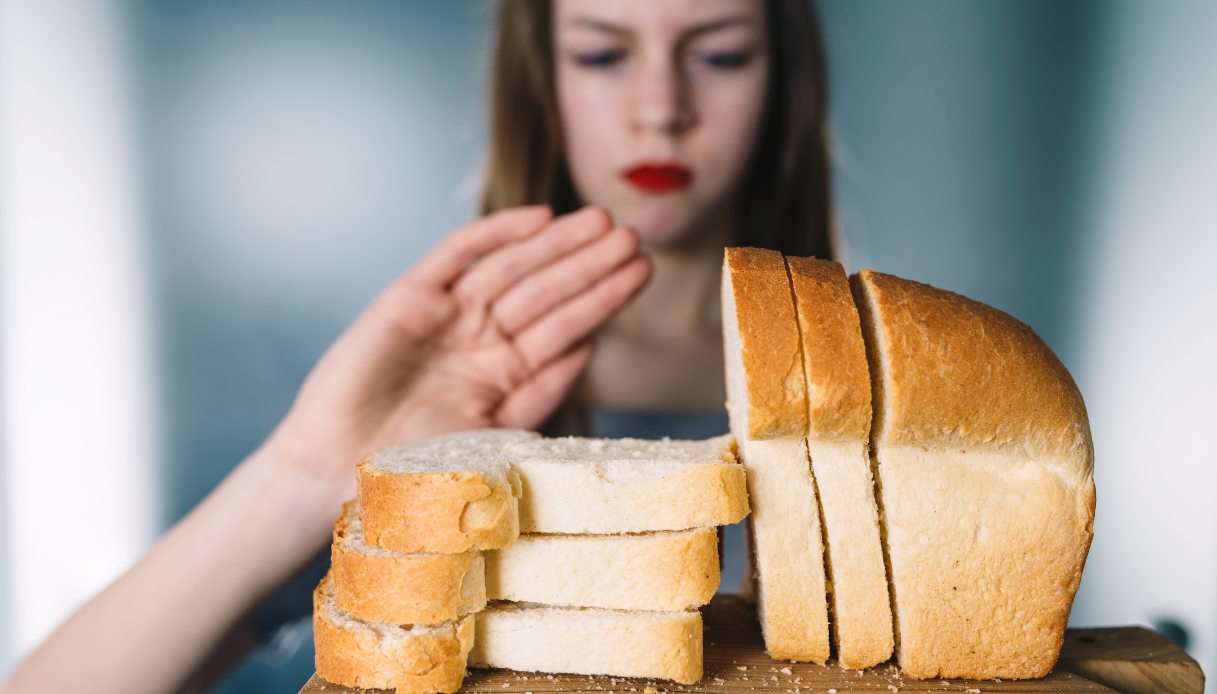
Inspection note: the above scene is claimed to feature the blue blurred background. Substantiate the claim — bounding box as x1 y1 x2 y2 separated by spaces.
2 0 1214 691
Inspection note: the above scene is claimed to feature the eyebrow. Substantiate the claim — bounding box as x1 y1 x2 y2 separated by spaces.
565 15 757 40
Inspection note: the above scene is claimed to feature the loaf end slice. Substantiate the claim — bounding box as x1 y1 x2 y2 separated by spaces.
853 269 1095 679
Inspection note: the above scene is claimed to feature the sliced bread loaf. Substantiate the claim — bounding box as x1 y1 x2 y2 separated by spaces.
469 602 703 684
721 247 830 663
485 528 719 611
356 429 535 553
313 573 474 694
852 269 1095 679
786 256 893 669
330 501 487 625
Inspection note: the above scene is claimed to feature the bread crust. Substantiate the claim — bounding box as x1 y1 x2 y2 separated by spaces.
357 457 519 554
722 247 809 439
313 575 474 694
785 257 872 441
852 269 1096 679
854 269 1093 467
331 501 487 625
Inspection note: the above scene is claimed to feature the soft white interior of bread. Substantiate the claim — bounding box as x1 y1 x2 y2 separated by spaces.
469 602 702 682
739 437 830 662
721 265 751 437
485 528 718 610
806 439 892 667
877 444 1087 676
513 435 734 464
506 434 744 534
365 429 538 477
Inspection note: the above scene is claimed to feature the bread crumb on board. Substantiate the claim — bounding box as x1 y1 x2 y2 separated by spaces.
643 686 660 694
779 666 792 675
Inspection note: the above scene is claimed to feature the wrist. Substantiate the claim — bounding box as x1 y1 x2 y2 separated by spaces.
243 432 354 546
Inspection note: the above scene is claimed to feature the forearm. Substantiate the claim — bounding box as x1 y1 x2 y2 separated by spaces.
2 445 344 694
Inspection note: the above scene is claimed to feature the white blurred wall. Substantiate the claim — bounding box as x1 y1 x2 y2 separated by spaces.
0 0 158 677
1069 1 1217 688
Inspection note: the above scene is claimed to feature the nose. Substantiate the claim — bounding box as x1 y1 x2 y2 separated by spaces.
629 54 695 136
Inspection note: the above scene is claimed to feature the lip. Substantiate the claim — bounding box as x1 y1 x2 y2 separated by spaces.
623 162 694 192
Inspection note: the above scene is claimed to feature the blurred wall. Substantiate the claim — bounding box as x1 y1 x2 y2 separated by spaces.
128 1 495 690
1069 0 1217 684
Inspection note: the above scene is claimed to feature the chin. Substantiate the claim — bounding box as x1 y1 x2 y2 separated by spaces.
613 201 703 249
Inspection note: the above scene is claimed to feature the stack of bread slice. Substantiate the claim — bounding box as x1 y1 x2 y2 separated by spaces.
314 429 749 692
722 247 1095 680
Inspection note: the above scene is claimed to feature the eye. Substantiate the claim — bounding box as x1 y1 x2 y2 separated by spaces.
697 50 751 69
573 48 627 68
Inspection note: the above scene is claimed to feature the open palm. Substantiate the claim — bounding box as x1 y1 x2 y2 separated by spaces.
266 206 649 495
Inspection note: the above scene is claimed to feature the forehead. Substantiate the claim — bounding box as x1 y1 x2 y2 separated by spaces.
554 0 764 34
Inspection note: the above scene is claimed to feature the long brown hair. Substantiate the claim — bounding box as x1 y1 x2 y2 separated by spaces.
482 0 834 259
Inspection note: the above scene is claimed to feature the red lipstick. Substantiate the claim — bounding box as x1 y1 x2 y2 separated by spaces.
623 163 693 192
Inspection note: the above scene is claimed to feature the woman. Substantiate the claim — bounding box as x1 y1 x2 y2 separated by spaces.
488 0 834 435
1 1 835 692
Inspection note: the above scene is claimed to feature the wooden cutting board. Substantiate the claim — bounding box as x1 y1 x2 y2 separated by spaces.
299 596 1203 694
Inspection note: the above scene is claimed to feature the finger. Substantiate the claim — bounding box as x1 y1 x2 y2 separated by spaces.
513 255 652 371
492 226 641 335
495 342 595 430
452 206 613 306
409 206 552 288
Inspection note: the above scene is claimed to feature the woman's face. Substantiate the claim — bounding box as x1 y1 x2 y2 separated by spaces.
553 0 769 248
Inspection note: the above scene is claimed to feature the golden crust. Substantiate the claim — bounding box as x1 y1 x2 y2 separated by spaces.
722 247 808 439
331 501 487 625
356 458 519 554
313 575 474 694
853 269 1093 467
785 256 872 441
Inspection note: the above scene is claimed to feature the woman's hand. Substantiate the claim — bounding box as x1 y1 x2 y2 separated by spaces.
264 205 650 500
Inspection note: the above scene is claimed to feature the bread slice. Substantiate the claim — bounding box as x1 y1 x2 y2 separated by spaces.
507 435 748 534
313 574 474 694
721 247 830 663
356 429 535 553
851 269 1096 679
331 501 486 625
469 603 703 684
485 528 719 611
786 256 893 669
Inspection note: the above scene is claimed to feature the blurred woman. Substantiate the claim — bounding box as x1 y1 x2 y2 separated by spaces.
486 0 835 436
